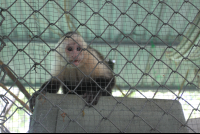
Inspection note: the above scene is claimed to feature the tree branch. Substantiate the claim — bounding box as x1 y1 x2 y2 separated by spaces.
0 83 32 113
0 60 31 99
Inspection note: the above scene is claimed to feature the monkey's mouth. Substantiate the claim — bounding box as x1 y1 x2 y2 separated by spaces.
71 60 80 66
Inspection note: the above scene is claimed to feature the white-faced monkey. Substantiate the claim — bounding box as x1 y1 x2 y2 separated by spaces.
30 32 115 111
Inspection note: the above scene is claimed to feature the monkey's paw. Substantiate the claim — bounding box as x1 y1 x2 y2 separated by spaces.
82 91 101 106
29 90 46 112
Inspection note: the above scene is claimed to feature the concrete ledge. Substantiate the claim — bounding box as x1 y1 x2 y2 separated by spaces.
187 118 200 133
29 93 188 133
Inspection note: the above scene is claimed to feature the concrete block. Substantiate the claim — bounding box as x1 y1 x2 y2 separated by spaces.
187 118 200 133
29 93 188 133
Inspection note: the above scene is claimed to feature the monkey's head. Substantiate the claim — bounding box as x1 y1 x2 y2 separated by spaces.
56 32 87 67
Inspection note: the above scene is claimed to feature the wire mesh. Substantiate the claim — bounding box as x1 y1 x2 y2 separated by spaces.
0 0 200 133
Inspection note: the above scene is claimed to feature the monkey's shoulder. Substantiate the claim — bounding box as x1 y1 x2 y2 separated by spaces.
87 46 110 66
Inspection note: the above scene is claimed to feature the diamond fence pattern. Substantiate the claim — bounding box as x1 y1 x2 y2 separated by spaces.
0 0 200 133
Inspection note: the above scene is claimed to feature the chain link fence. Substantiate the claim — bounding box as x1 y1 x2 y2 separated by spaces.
0 0 200 133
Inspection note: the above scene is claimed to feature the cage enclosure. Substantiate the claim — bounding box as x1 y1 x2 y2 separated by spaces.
0 0 200 133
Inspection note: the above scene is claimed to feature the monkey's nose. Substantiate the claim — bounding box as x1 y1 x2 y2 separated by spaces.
72 55 79 59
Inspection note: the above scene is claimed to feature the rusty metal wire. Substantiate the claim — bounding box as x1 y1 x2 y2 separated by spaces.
0 0 200 133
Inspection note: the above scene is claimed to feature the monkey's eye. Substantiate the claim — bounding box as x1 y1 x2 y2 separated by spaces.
77 47 81 51
67 47 73 51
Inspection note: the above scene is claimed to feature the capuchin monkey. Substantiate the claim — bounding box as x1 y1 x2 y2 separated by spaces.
30 32 115 112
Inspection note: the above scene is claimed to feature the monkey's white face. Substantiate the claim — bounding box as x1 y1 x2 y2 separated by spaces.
65 42 84 67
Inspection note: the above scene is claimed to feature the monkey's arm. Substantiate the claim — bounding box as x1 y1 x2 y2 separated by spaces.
30 80 61 112
40 80 61 93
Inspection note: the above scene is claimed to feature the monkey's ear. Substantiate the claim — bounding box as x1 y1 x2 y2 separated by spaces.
108 59 115 70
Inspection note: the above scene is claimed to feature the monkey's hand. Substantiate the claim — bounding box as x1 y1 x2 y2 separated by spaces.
83 90 101 106
30 80 61 112
29 90 47 112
